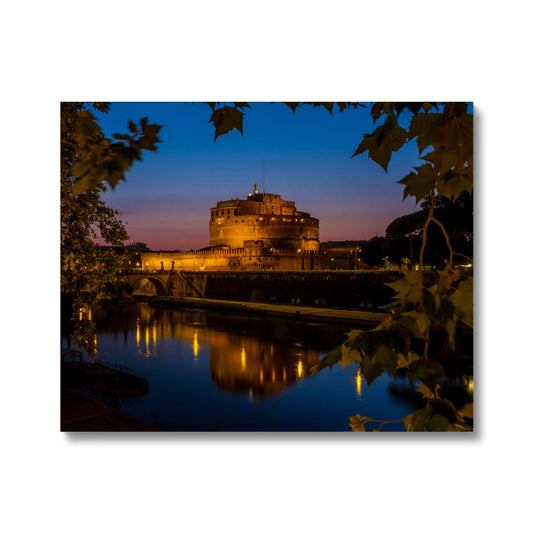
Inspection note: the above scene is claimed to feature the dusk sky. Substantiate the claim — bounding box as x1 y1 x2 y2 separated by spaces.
95 102 423 251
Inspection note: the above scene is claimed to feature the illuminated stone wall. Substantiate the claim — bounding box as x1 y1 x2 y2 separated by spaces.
140 247 355 272
209 192 319 251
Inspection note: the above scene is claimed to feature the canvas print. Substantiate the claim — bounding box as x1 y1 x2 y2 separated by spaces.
60 102 473 432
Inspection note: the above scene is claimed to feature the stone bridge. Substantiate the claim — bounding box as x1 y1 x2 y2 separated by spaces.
122 270 403 309
123 271 206 298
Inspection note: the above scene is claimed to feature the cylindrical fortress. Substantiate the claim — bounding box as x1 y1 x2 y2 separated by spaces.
208 191 320 251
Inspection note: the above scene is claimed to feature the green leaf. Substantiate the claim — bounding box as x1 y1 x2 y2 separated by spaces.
437 168 473 200
450 277 473 328
458 402 474 420
358 342 399 387
428 414 450 431
421 147 468 177
353 116 407 171
349 415 367 432
407 112 448 154
408 400 457 431
416 382 434 399
344 328 365 346
397 163 435 203
385 270 421 304
446 112 473 163
209 105 245 142
395 312 427 340
397 351 420 369
75 110 101 137
340 344 362 369
404 414 414 431
407 359 446 390
309 344 342 373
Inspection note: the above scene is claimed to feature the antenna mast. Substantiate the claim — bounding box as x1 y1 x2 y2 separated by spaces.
262 158 265 194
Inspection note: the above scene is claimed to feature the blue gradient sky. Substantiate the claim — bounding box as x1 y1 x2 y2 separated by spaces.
95 102 421 251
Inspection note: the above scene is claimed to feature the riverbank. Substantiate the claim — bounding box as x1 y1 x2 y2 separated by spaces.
148 296 387 326
61 389 161 432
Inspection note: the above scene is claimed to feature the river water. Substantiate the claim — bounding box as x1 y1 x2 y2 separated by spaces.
62 302 472 431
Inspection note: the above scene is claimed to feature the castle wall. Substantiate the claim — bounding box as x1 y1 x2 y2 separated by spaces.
208 192 319 251
140 248 355 272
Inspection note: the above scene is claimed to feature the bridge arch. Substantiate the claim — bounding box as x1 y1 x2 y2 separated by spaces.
132 275 168 296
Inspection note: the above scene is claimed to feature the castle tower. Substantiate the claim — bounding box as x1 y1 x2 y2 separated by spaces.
209 188 319 251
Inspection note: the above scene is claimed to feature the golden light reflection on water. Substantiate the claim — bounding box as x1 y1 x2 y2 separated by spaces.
129 305 321 396
355 367 362 397
145 327 150 357
134 315 159 358
193 330 199 357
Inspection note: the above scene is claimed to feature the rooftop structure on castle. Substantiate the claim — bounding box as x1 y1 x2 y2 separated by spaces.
209 184 320 251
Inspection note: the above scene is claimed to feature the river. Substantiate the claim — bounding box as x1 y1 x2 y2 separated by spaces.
62 301 472 431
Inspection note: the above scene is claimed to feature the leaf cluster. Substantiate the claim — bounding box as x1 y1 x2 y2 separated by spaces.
206 102 365 143
63 103 162 195
349 398 472 432
282 102 365 115
351 102 473 204
61 102 147 354
311 322 421 388
404 399 473 432
387 267 473 350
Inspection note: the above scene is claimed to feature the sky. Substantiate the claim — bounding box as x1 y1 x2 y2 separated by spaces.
94 102 422 251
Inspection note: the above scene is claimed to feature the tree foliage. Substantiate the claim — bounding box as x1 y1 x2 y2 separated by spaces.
66 103 162 196
61 102 162 354
383 191 473 265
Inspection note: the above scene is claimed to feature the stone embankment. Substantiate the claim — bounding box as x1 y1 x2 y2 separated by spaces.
149 296 387 327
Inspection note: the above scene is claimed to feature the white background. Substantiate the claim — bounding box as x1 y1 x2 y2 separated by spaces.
1 2 531 532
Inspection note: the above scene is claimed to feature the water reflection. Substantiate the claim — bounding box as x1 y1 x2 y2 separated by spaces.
209 331 319 396
97 303 325 397
66 302 473 431
354 367 362 397
135 317 159 357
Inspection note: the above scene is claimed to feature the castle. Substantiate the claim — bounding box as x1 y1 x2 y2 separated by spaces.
209 184 319 251
140 186 355 271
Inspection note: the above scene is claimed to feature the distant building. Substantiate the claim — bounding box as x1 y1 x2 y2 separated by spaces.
140 186 355 271
209 188 319 251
